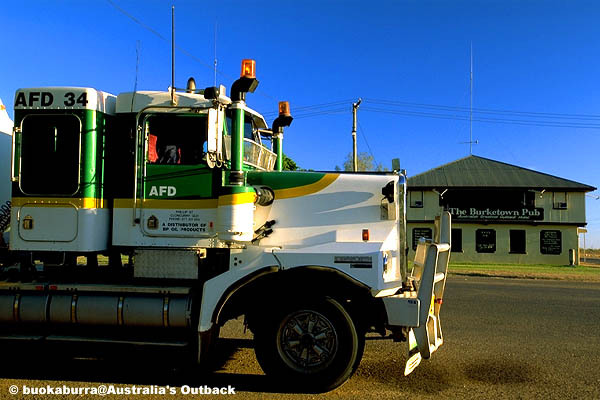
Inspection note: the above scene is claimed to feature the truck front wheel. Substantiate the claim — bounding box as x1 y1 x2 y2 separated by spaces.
253 297 361 392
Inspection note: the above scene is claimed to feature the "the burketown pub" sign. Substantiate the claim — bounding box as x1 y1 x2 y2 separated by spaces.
448 207 544 221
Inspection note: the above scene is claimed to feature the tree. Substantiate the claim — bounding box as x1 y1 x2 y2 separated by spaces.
336 152 387 172
282 153 299 171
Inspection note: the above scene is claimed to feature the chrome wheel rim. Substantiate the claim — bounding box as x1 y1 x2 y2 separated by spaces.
277 309 338 372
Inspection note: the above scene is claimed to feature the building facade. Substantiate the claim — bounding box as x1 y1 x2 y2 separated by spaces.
407 156 595 265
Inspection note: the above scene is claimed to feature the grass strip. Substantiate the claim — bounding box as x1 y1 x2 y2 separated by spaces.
448 262 600 281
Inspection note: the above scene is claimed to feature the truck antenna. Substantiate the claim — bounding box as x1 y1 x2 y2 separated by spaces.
171 5 176 105
131 40 141 112
214 21 218 87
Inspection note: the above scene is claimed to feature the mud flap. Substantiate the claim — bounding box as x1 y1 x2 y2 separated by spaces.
404 329 422 376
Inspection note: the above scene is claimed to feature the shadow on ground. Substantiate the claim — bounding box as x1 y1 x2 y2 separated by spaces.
0 338 304 394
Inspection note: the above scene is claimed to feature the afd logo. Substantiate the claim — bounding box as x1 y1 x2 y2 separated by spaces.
148 186 177 197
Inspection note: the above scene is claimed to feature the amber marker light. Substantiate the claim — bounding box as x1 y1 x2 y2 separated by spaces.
362 229 370 241
241 59 256 79
278 101 291 117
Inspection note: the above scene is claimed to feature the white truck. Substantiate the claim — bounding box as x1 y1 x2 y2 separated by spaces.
1 60 451 391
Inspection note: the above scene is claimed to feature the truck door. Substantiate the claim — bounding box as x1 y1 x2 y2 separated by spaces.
139 113 217 238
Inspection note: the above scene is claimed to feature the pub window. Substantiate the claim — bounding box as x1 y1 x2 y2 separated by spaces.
523 191 536 207
509 230 526 254
540 230 562 255
476 229 496 253
451 228 462 252
410 191 424 208
553 192 568 209
412 227 432 250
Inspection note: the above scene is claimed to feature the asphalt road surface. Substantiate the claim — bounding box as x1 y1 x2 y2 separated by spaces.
0 276 599 399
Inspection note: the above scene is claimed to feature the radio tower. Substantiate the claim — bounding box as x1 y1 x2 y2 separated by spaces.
469 42 478 155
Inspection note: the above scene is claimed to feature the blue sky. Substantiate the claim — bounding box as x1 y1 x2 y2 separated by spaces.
1 1 600 246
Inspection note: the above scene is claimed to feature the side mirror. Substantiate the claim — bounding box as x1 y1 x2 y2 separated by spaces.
206 107 224 168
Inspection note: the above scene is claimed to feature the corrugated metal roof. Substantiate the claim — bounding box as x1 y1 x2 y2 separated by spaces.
408 155 596 191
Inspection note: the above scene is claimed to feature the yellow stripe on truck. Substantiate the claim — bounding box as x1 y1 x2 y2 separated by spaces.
12 197 105 209
273 174 339 200
114 195 255 210
217 192 257 206
113 198 218 209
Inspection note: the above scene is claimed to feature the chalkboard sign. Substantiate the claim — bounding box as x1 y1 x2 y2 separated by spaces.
412 228 432 250
540 230 562 255
476 229 496 253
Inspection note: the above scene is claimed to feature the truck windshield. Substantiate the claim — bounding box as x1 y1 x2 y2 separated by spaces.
20 114 81 195
223 113 277 170
145 114 207 165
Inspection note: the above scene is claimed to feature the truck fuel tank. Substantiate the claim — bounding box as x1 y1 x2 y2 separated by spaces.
0 283 193 329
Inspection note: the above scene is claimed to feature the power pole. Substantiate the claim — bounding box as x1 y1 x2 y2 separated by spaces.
352 98 362 172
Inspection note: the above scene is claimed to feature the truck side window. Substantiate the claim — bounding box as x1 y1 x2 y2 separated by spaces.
146 114 207 165
20 114 81 195
244 115 256 141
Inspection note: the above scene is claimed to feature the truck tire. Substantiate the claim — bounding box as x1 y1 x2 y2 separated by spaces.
254 297 361 392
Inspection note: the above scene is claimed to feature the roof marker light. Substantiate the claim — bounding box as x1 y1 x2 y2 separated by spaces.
279 101 291 117
241 59 256 79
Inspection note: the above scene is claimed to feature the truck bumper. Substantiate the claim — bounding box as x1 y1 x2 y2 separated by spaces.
382 212 452 375
382 293 420 327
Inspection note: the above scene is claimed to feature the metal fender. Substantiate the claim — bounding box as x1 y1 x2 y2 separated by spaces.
197 248 281 334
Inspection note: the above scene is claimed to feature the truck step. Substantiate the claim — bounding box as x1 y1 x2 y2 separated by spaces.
45 335 189 347
0 334 44 341
0 334 189 347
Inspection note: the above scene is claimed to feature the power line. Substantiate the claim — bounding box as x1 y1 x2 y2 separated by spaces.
360 106 600 129
103 2 600 129
107 0 216 72
363 98 600 121
106 0 167 41
262 100 354 117
106 0 279 103
357 121 378 166
262 97 600 128
293 108 348 119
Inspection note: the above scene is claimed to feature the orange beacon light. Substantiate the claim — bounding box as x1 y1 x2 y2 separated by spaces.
241 59 256 79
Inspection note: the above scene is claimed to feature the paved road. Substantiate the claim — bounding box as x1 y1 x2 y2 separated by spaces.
0 276 599 399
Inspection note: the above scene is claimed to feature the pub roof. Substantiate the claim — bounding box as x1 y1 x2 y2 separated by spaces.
408 155 596 192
